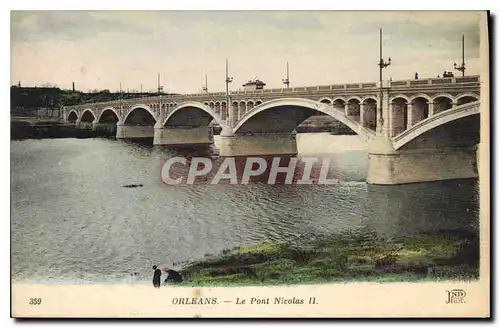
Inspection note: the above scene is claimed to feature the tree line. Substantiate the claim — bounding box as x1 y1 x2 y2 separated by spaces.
11 85 176 116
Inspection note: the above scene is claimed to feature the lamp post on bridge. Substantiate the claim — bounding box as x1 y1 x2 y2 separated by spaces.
225 58 233 122
202 72 208 94
378 28 391 128
378 28 392 87
157 73 164 94
454 34 466 77
282 61 290 88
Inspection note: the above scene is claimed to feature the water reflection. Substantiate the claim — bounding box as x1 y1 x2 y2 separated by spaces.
10 135 479 284
364 179 479 238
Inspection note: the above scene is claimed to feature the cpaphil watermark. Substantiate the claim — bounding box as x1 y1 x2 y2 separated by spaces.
160 156 340 185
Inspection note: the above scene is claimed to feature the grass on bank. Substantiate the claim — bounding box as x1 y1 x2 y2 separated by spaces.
172 231 478 286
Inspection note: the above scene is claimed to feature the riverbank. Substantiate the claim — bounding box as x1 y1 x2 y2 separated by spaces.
10 120 118 140
176 230 479 286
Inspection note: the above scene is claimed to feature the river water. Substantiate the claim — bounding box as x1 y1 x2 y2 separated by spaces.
11 134 479 284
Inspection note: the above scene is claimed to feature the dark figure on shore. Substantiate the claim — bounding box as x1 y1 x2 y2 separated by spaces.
414 72 419 80
163 269 183 285
152 265 161 288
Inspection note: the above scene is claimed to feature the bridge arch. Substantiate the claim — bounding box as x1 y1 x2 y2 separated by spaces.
432 94 454 114
346 96 363 103
389 94 411 103
410 96 430 126
319 97 332 104
238 101 247 118
246 100 255 112
67 110 79 123
162 101 226 128
231 101 239 119
80 109 96 123
431 93 454 102
96 107 120 123
361 98 378 131
214 101 221 115
332 97 346 103
390 97 409 137
232 98 374 140
346 98 361 120
361 96 377 103
409 94 432 103
332 98 346 111
456 93 479 105
393 101 480 150
123 104 157 125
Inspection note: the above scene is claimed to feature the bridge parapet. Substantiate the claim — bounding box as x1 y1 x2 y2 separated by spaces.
62 75 481 124
389 75 480 88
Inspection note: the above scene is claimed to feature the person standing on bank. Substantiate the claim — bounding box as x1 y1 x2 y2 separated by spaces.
152 265 161 288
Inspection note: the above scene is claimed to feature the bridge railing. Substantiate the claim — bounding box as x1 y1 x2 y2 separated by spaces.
63 75 481 110
228 82 380 95
389 75 480 88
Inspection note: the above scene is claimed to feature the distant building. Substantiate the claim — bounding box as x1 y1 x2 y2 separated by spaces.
242 79 266 91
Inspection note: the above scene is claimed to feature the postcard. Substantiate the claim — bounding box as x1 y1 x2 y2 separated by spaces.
10 10 490 318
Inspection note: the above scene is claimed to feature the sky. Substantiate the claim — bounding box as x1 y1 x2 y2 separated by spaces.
10 11 484 94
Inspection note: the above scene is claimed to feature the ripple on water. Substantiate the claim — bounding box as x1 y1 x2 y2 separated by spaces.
11 136 479 284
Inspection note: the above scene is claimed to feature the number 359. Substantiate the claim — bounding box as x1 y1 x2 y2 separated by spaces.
29 298 42 305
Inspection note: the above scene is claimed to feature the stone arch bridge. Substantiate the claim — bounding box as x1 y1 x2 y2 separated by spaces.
63 75 482 184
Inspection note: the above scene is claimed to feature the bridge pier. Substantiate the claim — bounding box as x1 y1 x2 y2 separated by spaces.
367 138 477 185
75 121 93 130
153 126 213 145
92 122 117 135
116 124 154 139
218 133 298 157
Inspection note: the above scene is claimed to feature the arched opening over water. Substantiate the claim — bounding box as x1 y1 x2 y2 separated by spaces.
124 107 156 126
67 111 78 123
164 105 221 128
98 109 119 124
80 110 95 123
233 100 365 138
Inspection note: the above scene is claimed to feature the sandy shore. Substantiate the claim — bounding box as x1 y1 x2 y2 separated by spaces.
11 281 489 318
